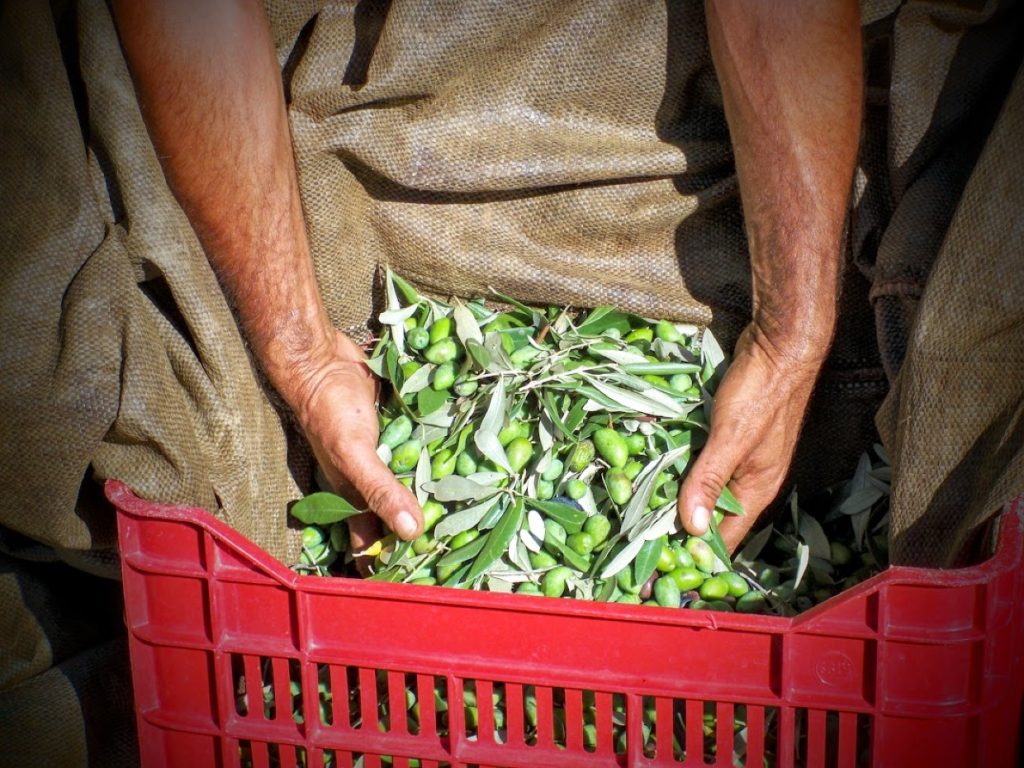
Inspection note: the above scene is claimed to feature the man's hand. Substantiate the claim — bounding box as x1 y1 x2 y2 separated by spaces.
111 0 423 540
679 325 827 551
680 0 862 547
292 331 422 544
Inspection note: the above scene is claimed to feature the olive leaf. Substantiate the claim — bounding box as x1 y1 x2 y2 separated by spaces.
735 524 774 566
599 535 645 579
632 538 663 588
453 301 484 346
424 476 502 502
378 304 419 326
715 486 744 517
414 446 431 507
589 380 684 418
793 540 811 591
798 512 831 560
699 513 732 567
700 328 725 370
400 364 435 397
384 268 407 354
434 495 503 537
417 387 449 417
524 498 586 534
290 492 363 525
621 446 689 535
465 498 524 582
589 347 649 365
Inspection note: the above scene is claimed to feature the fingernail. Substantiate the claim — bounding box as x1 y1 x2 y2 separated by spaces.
394 510 418 539
691 505 710 534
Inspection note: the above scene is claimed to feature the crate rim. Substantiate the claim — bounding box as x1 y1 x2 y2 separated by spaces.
106 479 1024 634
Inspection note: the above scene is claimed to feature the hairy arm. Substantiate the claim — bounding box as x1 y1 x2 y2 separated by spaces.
679 0 862 547
111 0 423 541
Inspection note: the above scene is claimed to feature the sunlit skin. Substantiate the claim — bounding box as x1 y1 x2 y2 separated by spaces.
112 0 861 553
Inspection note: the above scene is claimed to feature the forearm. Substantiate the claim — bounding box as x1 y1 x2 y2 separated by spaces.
706 0 862 363
111 0 339 408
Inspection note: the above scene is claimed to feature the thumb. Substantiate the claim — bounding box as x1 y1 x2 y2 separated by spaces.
677 427 742 537
341 444 424 540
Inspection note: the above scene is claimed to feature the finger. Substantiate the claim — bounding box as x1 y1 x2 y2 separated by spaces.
718 511 759 554
677 424 745 537
346 512 381 576
341 444 424 540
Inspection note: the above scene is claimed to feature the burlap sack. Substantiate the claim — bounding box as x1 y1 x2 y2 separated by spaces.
1 0 1022 764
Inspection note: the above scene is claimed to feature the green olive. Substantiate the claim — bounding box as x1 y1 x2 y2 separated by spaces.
541 458 564 482
409 576 437 586
421 500 445 532
542 566 573 597
686 537 717 573
506 437 534 473
432 362 456 391
654 575 682 608
453 376 479 397
380 415 414 450
605 468 632 506
830 541 853 566
516 582 543 596
302 526 325 549
455 451 478 476
423 338 459 365
407 327 430 350
706 600 734 612
672 542 695 569
389 439 421 473
758 566 781 588
329 522 348 552
428 316 452 344
720 571 750 598
735 591 767 613
593 428 629 468
566 531 595 556
625 433 646 456
449 529 480 550
412 535 435 555
510 345 542 368
431 448 457 480
668 566 704 592
624 327 654 344
567 440 595 472
623 460 643 481
543 519 567 553
583 514 611 546
536 479 554 500
617 593 642 605
498 420 530 447
668 373 693 393
655 320 682 343
642 374 671 389
656 540 678 573
565 478 588 500
698 575 729 600
616 567 640 594
529 549 558 569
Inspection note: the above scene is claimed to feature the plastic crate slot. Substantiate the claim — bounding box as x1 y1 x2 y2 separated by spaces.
491 681 507 744
403 672 420 736
232 654 249 716
261 657 277 720
641 695 656 758
611 692 628 756
580 689 598 754
431 675 449 738
288 658 304 725
551 686 567 748
462 679 478 739
316 663 333 726
522 684 537 746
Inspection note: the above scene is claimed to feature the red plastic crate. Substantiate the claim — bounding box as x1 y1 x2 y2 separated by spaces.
107 480 1024 768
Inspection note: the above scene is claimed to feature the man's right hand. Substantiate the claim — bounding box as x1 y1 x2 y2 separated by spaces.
291 330 424 545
